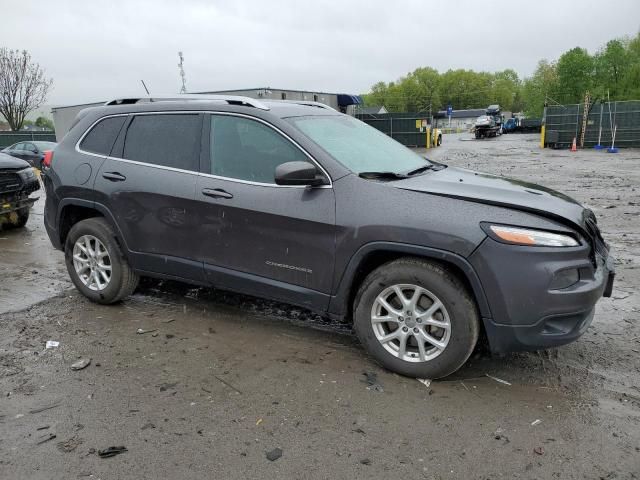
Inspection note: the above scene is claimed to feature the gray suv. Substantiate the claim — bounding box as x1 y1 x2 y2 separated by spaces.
43 95 614 379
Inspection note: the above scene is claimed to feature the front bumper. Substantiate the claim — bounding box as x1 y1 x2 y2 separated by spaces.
0 195 38 215
469 238 615 353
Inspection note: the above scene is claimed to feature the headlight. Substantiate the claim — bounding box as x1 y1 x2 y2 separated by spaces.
17 167 35 180
488 225 579 247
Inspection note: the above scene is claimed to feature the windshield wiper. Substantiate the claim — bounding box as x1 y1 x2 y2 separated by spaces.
406 164 436 176
358 171 409 180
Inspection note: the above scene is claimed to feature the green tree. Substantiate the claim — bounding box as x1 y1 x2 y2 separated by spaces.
522 60 558 117
594 39 629 99
555 47 594 103
34 116 54 130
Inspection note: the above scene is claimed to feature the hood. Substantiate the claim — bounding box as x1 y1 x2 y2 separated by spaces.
0 152 30 170
394 166 588 230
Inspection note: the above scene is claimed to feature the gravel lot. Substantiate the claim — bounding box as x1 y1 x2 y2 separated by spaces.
1 133 639 479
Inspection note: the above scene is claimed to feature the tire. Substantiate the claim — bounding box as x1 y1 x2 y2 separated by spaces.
14 207 29 228
437 135 442 146
353 258 479 379
64 217 139 304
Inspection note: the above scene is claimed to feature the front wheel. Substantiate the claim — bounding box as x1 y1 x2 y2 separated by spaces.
353 258 479 378
64 217 139 304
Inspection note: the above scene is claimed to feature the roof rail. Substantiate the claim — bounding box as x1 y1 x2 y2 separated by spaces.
104 94 270 110
280 100 336 111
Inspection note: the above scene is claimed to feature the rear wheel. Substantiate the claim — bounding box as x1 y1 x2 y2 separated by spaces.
437 135 442 146
353 258 479 378
64 217 139 304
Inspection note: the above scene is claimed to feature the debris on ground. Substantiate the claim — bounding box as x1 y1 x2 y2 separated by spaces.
29 403 61 414
98 446 128 458
533 446 545 455
36 433 56 445
265 447 283 461
57 436 83 453
417 378 431 388
36 425 50 430
256 418 263 426
136 328 157 335
531 419 542 426
71 358 91 371
45 340 59 349
360 458 372 465
486 374 512 386
158 382 178 392
494 428 509 443
141 422 155 430
361 371 384 392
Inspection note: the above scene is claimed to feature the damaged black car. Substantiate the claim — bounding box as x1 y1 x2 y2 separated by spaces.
0 152 40 229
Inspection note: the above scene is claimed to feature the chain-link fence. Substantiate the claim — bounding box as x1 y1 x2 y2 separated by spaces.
0 132 56 148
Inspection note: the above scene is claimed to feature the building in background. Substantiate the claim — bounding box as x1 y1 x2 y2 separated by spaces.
51 101 105 140
435 108 486 129
51 88 363 141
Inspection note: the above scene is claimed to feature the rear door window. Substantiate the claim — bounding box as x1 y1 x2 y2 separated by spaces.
123 114 201 171
80 116 127 156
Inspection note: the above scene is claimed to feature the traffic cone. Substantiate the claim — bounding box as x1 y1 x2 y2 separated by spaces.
571 137 577 152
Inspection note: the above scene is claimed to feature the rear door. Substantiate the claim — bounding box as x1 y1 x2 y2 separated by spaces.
93 112 204 281
194 113 336 310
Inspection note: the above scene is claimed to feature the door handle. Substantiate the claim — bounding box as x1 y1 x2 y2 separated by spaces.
202 188 233 199
102 172 126 182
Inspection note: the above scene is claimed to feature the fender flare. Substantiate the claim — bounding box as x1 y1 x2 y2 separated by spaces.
327 242 492 320
57 198 130 256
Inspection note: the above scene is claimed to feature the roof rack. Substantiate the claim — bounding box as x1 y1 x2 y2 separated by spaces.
104 94 270 110
279 100 336 111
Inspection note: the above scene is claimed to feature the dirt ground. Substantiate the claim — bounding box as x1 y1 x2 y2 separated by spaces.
1 133 639 479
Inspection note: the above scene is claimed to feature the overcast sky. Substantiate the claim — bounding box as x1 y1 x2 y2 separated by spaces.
3 0 639 106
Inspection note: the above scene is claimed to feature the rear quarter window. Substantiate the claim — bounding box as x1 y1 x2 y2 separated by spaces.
80 116 127 156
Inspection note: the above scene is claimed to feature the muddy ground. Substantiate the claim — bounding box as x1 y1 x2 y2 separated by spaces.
1 133 638 479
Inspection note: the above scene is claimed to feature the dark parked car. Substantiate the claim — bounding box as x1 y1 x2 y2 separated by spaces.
2 140 57 169
0 152 40 228
43 95 614 378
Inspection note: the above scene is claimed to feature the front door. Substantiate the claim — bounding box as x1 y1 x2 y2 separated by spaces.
93 113 204 281
195 113 336 310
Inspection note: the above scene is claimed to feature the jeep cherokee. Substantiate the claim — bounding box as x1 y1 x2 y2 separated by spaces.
43 95 614 378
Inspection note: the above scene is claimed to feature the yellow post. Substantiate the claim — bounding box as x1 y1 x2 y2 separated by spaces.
540 124 545 149
426 127 431 149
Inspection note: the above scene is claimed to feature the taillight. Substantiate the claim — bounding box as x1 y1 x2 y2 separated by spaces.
43 150 54 168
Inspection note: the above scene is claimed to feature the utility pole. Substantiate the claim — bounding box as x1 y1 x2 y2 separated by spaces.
178 51 187 94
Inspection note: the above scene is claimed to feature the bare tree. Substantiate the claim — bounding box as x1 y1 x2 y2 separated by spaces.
0 49 52 131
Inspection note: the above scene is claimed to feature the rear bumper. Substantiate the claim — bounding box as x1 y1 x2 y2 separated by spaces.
470 238 614 353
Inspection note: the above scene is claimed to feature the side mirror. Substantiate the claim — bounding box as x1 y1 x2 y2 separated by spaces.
275 161 327 186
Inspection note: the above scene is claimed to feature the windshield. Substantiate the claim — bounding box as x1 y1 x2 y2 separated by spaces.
287 115 429 174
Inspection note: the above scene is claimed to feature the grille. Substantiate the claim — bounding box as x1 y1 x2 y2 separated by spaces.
583 210 608 265
0 172 21 194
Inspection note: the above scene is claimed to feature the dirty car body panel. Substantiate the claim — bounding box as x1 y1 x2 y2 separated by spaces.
43 98 614 357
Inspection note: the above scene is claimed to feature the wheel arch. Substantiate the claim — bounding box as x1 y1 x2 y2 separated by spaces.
58 199 129 257
328 242 492 322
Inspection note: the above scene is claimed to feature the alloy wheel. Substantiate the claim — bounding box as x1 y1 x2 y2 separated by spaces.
72 235 112 291
371 284 451 362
